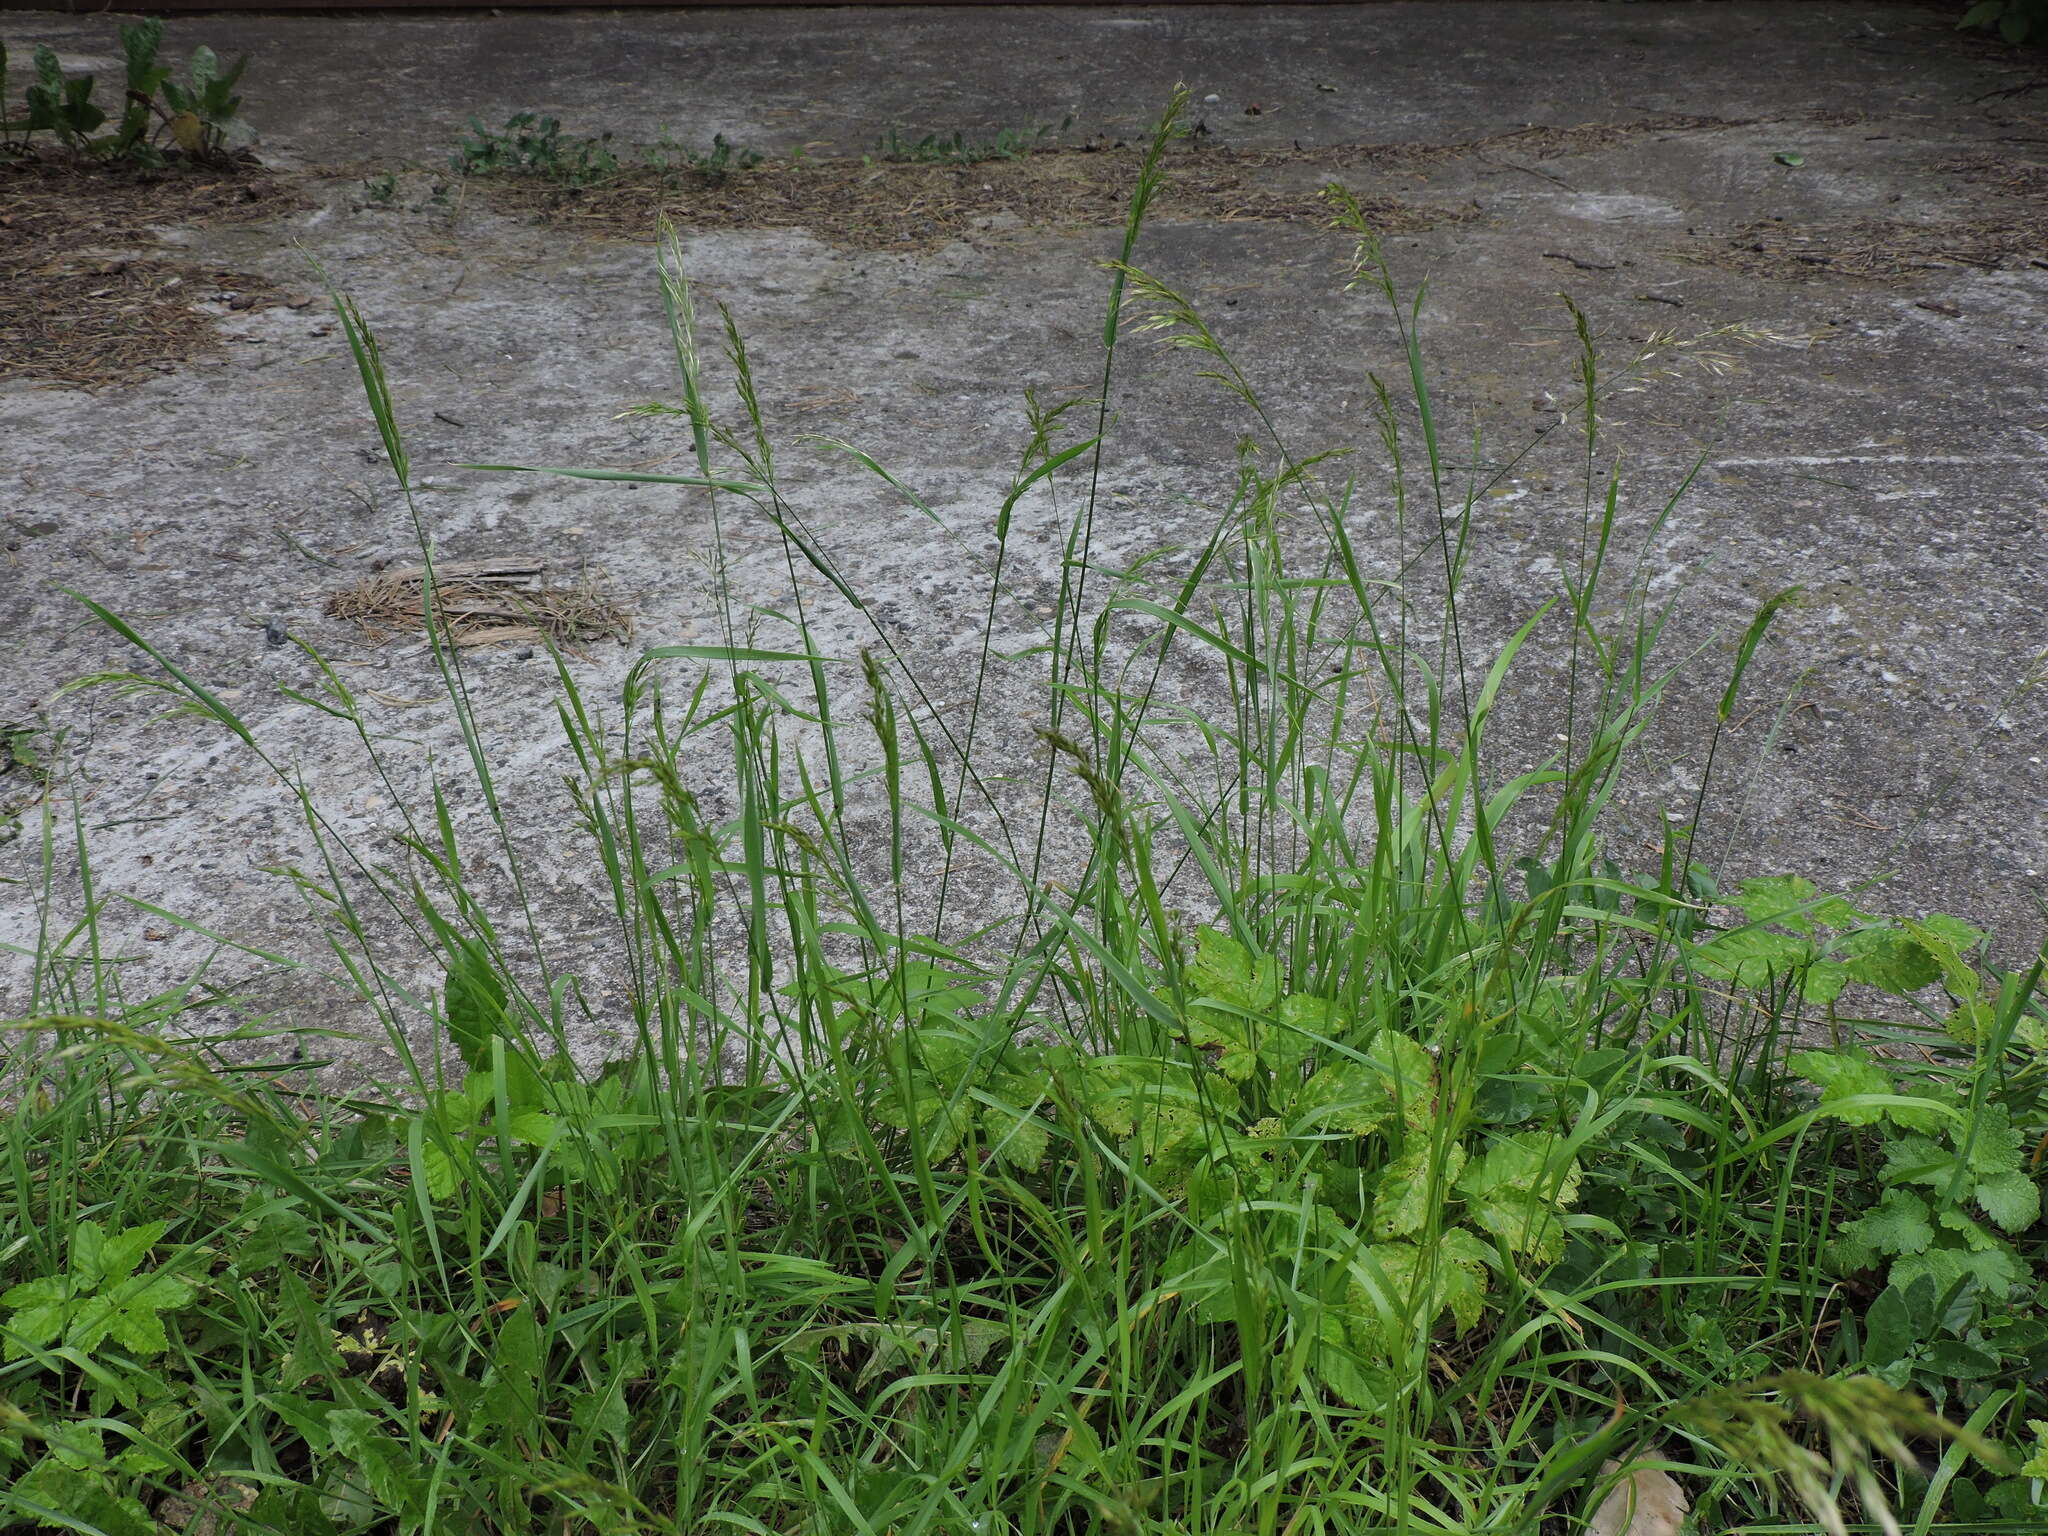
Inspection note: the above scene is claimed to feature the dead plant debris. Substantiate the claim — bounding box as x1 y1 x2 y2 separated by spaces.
1675 147 2048 284
485 145 1462 250
463 114 1764 250
325 557 634 650
0 150 302 389
1939 150 2048 199
1682 210 2048 281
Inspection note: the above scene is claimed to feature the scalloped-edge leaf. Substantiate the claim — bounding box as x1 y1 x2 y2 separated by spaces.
1975 1170 2040 1235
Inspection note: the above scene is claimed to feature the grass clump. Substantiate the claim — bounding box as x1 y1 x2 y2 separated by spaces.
451 113 762 188
7 90 2048 1536
872 116 1072 165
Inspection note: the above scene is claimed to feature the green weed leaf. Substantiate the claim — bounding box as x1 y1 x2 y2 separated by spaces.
444 937 508 1070
1294 1030 1435 1135
1370 1142 1468 1240
1838 927 1942 995
327 1408 422 1520
2 1221 192 1362
1732 875 1862 933
1890 1239 2023 1299
1455 1132 1582 1265
1843 1187 1933 1261
1179 927 1285 1080
1789 1048 1943 1132
1974 1170 2040 1234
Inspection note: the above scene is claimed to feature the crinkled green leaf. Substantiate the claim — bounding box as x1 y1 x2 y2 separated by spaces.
1455 1132 1581 1265
91 1222 166 1288
1188 926 1281 1013
71 1220 109 1289
430 1085 480 1134
1917 912 1988 950
1799 960 1851 1004
1434 1227 1493 1335
979 1099 1050 1171
1838 926 1942 995
444 936 509 1070
1185 1124 1292 1215
419 1141 463 1201
327 1408 422 1519
1270 992 1334 1074
1789 1047 1942 1132
1160 1230 1278 1326
1838 1189 1934 1260
1733 875 1863 933
1076 1056 1225 1137
1961 1103 2024 1180
1938 1204 2004 1252
1890 1238 2023 1300
1342 1229 1492 1346
874 1089 972 1164
1335 1240 1419 1361
1906 916 1985 1002
1315 1306 1393 1410
1975 1170 2040 1234
1945 999 1996 1049
10 1459 152 1536
1 1275 68 1310
2020 1420 2048 1480
792 1318 1009 1389
1294 1030 1436 1136
1179 930 1283 1080
1691 926 1818 988
1881 1133 1962 1193
506 1108 559 1147
887 1023 978 1083
3 1299 69 1359
1790 1048 1895 1125
101 1273 192 1355
1370 1142 1467 1240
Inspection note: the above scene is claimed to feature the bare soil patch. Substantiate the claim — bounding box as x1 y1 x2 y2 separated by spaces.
0 151 302 389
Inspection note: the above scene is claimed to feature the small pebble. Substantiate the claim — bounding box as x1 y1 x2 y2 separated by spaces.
263 616 287 648
1204 93 1220 103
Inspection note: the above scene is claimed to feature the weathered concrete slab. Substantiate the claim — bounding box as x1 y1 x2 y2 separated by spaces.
2 5 2042 1069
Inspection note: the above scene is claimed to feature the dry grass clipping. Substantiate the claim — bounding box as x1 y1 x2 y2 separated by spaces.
1683 210 2048 281
0 151 301 389
484 143 1469 251
1682 149 2048 283
325 557 634 650
465 113 1765 251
